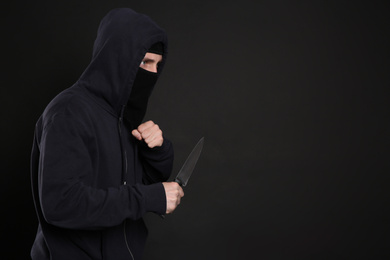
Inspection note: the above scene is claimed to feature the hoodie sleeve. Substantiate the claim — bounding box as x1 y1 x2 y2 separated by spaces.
138 138 174 185
38 113 163 230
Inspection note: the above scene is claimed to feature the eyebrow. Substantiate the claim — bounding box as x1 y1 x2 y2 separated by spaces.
142 58 155 62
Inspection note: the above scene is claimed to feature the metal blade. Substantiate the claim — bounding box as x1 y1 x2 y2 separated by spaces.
174 137 204 187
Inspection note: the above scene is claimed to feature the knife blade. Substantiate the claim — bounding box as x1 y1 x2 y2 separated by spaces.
160 137 204 218
174 137 204 187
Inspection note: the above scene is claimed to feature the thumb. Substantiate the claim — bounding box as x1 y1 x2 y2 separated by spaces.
132 129 142 140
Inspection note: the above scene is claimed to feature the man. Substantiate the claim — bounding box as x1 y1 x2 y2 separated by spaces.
30 8 184 260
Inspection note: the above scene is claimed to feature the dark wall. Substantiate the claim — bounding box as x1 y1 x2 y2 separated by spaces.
1 1 389 259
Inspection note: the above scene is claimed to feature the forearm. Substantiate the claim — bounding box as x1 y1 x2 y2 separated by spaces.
139 138 174 184
40 180 166 230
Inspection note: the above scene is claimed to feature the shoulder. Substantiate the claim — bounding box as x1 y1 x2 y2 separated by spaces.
41 87 93 130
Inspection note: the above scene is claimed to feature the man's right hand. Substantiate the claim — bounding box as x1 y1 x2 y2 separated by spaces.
162 182 184 214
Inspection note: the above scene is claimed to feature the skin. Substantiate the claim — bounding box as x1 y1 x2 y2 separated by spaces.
131 52 184 214
139 52 162 73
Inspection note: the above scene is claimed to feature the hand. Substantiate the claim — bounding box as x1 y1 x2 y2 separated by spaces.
162 182 184 214
132 120 164 148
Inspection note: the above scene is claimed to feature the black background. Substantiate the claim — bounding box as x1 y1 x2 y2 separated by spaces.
1 1 389 259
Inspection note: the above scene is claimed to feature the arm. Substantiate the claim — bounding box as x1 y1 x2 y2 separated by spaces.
38 114 164 230
132 121 184 214
132 121 174 184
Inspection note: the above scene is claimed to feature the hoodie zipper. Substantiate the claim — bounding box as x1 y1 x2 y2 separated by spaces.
118 105 128 185
118 106 134 259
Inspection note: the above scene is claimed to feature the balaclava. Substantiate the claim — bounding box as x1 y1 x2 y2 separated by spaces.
124 42 164 130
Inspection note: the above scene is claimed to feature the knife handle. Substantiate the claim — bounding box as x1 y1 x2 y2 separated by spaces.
175 178 184 187
159 179 184 219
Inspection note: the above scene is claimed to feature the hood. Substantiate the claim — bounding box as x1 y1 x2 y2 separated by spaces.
78 8 168 116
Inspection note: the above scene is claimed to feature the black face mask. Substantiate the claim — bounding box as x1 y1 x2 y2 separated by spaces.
124 67 158 129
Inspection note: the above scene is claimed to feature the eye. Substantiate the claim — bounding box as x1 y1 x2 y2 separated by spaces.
140 60 146 66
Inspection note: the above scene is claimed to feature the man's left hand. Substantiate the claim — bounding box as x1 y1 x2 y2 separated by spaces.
132 120 164 148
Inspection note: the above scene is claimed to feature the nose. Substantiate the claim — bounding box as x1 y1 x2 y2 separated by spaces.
150 64 158 73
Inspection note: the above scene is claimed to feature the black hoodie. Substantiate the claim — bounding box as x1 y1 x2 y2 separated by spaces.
30 8 172 260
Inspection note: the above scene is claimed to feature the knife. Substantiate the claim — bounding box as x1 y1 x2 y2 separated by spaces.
160 137 204 218
174 137 204 187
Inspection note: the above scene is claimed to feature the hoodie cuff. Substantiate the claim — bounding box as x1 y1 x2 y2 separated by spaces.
139 137 171 153
138 183 166 215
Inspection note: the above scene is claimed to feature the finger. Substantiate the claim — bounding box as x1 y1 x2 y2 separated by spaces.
141 130 152 142
131 129 142 140
140 123 159 139
146 140 157 149
144 129 163 148
139 125 155 142
138 120 154 133
144 132 157 147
